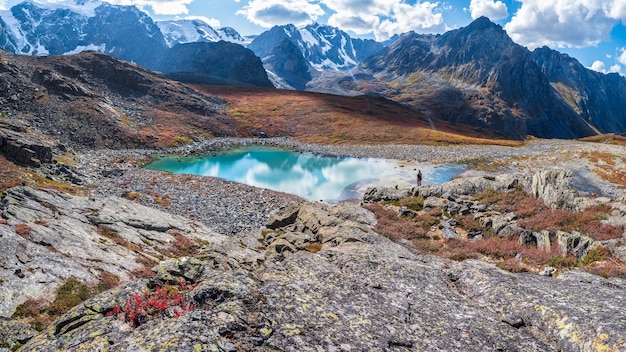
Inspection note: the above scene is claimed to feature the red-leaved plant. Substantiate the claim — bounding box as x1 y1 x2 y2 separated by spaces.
107 278 199 327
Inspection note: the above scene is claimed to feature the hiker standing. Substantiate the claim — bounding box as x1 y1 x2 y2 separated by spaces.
417 170 422 186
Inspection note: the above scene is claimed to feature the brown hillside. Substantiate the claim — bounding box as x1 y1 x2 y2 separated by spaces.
1 51 236 149
192 85 521 146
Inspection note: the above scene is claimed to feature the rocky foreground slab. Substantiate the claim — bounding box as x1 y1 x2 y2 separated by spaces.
6 194 625 351
1 137 625 351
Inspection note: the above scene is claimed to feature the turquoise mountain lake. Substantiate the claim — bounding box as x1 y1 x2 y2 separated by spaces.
145 146 466 202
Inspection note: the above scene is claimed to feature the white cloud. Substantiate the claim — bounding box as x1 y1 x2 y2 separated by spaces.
504 0 626 50
0 0 6 11
236 0 325 27
321 0 446 41
590 60 607 73
609 64 622 74
327 13 380 35
468 0 508 20
618 48 626 66
589 59 623 75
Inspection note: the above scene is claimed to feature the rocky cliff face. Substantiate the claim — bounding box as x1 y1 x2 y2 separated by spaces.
248 23 385 89
262 39 312 90
531 46 626 134
154 41 273 87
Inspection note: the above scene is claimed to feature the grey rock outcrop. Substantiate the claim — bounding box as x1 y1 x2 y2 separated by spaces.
18 201 626 351
0 121 55 167
0 317 36 350
365 169 595 210
449 260 626 351
0 186 226 317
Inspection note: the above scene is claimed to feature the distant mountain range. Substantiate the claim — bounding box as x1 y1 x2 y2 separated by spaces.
0 1 625 139
348 17 626 139
0 0 272 87
247 23 385 89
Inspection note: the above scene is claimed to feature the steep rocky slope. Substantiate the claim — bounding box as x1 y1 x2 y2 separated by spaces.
0 49 236 149
531 46 626 134
318 17 625 140
155 41 273 87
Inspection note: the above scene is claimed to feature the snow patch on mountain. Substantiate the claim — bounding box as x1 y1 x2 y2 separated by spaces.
31 0 101 17
64 43 106 55
157 19 247 47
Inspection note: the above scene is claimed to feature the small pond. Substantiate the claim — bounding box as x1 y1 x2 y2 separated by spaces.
145 146 466 202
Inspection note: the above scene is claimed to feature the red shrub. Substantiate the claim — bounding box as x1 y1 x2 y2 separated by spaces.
518 205 623 241
112 279 198 327
15 223 31 236
584 261 626 279
365 203 430 240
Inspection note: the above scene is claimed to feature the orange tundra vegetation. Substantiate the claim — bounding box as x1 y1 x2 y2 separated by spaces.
192 85 522 146
365 187 626 278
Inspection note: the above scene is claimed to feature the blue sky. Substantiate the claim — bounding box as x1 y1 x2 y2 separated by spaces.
3 0 626 74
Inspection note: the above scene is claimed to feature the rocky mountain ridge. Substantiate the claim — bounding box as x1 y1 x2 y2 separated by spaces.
317 17 626 140
157 19 249 47
0 49 238 150
247 23 384 89
2 2 625 141
0 0 271 87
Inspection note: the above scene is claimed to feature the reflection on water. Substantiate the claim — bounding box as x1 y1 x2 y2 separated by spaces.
145 146 466 202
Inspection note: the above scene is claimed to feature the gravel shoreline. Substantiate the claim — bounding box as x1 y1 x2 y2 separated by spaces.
77 138 626 236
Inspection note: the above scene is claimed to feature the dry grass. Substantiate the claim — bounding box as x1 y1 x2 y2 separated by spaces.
585 260 626 279
165 231 199 257
580 134 626 146
192 85 522 146
366 203 431 240
580 150 626 188
0 155 88 196
15 223 31 237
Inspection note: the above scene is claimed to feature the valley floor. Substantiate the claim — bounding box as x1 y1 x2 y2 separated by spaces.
3 137 626 351
78 138 626 235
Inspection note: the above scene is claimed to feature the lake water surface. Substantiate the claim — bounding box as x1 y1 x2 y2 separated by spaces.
145 146 466 202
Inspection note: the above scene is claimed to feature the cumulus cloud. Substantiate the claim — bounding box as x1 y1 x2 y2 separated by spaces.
327 13 380 35
504 0 626 50
619 48 626 66
236 0 325 27
589 60 623 74
609 64 622 74
321 0 446 41
468 0 508 20
590 60 607 73
0 0 6 11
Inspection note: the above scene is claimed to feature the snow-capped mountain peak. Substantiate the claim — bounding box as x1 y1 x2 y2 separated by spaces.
31 0 102 16
248 23 360 72
0 0 166 58
157 19 248 47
